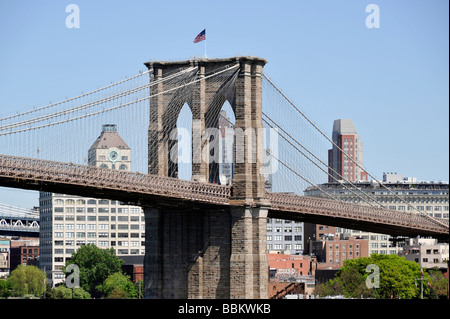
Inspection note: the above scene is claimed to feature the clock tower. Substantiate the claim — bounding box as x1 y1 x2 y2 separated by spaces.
88 124 131 171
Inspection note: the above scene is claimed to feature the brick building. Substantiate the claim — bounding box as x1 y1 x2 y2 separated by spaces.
312 235 369 269
9 238 40 271
268 253 315 280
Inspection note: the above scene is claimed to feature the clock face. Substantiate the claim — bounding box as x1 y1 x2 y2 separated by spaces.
108 150 119 163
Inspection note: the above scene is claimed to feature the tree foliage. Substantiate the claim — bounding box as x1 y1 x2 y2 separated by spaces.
63 244 123 298
8 265 46 297
102 272 137 299
53 284 91 299
315 254 435 299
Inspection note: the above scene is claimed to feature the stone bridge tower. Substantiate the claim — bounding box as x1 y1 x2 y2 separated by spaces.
143 56 269 299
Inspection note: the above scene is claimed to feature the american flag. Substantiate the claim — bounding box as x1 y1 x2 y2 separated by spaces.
193 29 206 43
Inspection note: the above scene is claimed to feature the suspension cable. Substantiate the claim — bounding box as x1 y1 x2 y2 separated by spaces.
262 73 448 229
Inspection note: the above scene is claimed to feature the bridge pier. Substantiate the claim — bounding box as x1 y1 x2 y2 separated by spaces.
143 205 268 299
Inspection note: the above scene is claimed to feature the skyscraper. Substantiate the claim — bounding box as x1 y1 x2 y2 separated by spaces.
328 119 367 183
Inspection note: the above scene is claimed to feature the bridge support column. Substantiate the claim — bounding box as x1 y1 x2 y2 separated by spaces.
143 205 268 299
230 206 268 299
143 208 163 298
143 206 231 299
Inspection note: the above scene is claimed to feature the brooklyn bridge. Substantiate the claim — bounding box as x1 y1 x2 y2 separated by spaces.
0 56 447 298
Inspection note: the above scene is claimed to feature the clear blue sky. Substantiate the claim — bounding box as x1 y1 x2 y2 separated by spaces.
0 0 448 209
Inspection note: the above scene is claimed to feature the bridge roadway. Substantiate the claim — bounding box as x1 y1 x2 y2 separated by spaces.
0 154 448 240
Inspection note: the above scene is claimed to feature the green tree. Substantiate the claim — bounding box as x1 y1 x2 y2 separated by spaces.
63 244 123 298
427 267 448 299
53 284 91 299
102 272 137 299
315 254 431 299
8 265 46 297
107 286 129 299
0 279 12 298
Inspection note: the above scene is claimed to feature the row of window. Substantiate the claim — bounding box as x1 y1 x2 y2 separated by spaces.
329 244 359 250
51 207 142 213
267 244 303 250
267 235 302 242
53 231 143 238
49 240 144 247
53 223 143 229
386 205 449 211
267 227 302 233
329 251 358 258
267 219 302 224
51 215 144 222
99 163 128 170
42 199 137 206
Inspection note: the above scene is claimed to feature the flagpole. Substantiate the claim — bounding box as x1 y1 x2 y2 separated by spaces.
204 30 207 58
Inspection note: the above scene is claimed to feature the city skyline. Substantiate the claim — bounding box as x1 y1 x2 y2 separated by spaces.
0 0 448 209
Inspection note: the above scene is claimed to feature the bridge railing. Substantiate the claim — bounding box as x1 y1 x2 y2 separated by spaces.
0 155 231 205
268 192 449 234
1 155 447 235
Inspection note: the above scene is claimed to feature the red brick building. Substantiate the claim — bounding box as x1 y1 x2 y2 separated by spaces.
9 238 40 271
312 235 369 269
268 253 315 280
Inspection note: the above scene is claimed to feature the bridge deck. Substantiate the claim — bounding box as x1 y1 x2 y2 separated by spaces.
0 155 448 239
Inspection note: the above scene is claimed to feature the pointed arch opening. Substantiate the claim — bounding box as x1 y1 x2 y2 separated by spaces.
215 100 235 185
173 102 192 180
